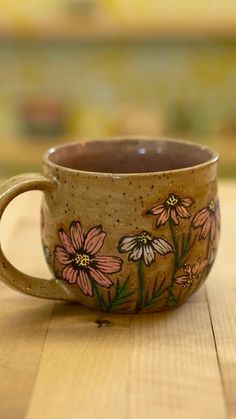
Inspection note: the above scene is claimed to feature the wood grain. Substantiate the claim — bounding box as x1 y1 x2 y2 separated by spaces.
0 287 54 419
206 181 236 418
0 181 235 419
0 191 54 419
128 290 226 419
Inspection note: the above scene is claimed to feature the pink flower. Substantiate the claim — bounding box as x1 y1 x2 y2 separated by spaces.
147 193 194 227
191 199 220 240
117 231 173 266
175 257 208 288
55 221 123 296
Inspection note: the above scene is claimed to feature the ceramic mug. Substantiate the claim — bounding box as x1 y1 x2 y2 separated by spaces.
0 138 220 313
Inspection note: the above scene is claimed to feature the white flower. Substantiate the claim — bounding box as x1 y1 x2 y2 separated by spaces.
118 231 173 266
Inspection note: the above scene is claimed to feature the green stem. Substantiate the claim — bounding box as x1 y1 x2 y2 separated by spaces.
168 218 179 284
169 218 178 261
93 282 107 311
136 259 145 313
178 230 195 268
166 218 179 307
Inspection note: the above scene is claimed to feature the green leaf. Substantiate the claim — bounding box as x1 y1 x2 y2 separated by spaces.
104 275 135 313
100 294 109 310
142 277 168 309
177 230 197 269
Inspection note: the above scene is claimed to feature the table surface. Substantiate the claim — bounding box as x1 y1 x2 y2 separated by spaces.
0 180 235 419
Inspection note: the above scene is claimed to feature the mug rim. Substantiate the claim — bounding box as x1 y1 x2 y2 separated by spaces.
43 136 219 177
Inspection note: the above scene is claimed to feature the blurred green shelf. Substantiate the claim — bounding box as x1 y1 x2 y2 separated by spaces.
0 137 69 172
0 136 235 178
1 20 236 43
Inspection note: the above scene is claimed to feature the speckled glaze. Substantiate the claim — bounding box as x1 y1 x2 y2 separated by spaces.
0 138 220 313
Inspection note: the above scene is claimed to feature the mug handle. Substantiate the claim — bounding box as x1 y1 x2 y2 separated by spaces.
0 173 71 301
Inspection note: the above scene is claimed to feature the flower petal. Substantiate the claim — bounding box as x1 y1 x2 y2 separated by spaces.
201 258 208 270
192 208 209 227
69 221 84 251
199 218 212 239
156 207 170 227
191 258 201 276
62 265 78 283
183 264 192 275
210 217 216 240
215 206 221 229
170 208 179 225
176 205 191 219
180 197 194 207
147 203 165 215
93 255 123 274
59 229 76 255
89 267 113 288
192 258 207 276
143 244 155 266
117 235 138 253
128 245 143 262
175 275 192 288
152 238 173 255
77 270 93 296
84 225 106 255
55 246 73 265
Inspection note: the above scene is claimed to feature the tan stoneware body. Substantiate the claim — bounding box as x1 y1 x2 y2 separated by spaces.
0 138 220 313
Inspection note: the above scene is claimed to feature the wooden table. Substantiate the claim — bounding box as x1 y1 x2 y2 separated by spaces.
0 181 235 419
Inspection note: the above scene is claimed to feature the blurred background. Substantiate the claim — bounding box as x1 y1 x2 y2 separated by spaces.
0 0 236 177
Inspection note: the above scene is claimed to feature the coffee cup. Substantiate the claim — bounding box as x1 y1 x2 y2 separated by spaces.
0 137 220 313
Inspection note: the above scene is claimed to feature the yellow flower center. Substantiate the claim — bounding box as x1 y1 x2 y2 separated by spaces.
166 193 179 207
139 232 152 244
208 199 216 212
74 253 90 267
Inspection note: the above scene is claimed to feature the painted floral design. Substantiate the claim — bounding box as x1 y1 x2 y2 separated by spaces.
191 199 220 240
147 193 194 227
51 189 219 313
117 231 173 266
174 257 208 288
118 231 173 312
55 221 123 296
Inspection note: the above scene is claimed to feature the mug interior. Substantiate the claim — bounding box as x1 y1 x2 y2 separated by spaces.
47 138 217 174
